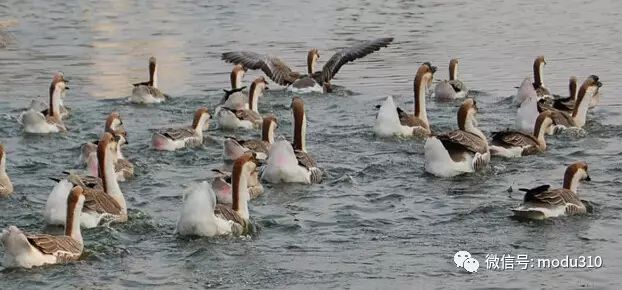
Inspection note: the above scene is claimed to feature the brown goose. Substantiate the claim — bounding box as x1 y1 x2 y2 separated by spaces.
542 75 602 132
434 58 469 100
490 111 554 157
152 107 212 151
1 186 85 268
223 115 278 161
82 112 134 181
130 56 169 104
512 162 592 220
532 55 551 98
424 98 490 177
221 37 393 93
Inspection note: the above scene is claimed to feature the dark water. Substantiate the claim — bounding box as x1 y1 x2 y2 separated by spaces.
1 0 622 289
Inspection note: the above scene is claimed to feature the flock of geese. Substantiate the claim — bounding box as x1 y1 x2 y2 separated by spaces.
0 37 603 269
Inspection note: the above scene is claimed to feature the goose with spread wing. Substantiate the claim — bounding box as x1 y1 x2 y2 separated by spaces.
221 37 393 93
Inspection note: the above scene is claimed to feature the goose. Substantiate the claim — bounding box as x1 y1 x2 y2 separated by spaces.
223 115 278 161
261 97 323 184
1 186 85 268
176 153 260 237
532 55 551 98
82 112 133 181
512 161 591 220
544 75 602 132
129 56 169 104
218 64 249 111
490 111 554 158
44 133 127 228
515 78 543 134
211 168 264 205
217 77 268 130
19 72 68 133
547 76 578 113
221 37 393 93
40 72 71 119
374 62 436 137
424 98 490 177
434 58 468 100
152 107 212 151
0 144 13 197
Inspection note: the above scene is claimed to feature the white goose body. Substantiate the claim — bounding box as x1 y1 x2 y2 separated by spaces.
261 140 312 184
424 99 490 177
2 187 85 268
176 182 235 237
373 96 413 137
515 78 541 133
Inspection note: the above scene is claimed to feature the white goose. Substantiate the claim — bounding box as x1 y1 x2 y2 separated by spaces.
217 77 268 130
222 38 393 93
515 78 542 134
19 73 68 133
490 111 554 158
82 112 133 181
512 161 591 220
44 133 127 228
129 56 169 104
0 143 13 197
152 107 211 151
176 153 260 237
434 58 468 100
374 63 435 137
2 186 85 268
424 98 490 177
261 97 323 184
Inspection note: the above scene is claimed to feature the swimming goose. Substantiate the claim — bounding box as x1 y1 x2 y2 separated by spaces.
219 64 249 111
82 112 133 181
544 75 602 132
424 98 490 177
532 56 551 98
515 78 542 134
176 153 260 237
19 72 68 133
152 107 212 151
547 76 578 113
0 144 13 197
490 111 554 158
223 115 278 161
40 72 71 119
217 77 268 130
130 56 169 104
2 186 85 268
211 168 264 205
261 97 323 184
434 58 468 100
512 161 591 220
221 37 393 93
374 63 436 137
44 133 127 228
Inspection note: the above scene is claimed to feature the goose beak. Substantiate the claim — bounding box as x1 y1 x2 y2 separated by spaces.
585 175 591 181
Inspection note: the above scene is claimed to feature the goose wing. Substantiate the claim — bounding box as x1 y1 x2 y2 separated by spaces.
437 130 488 154
317 37 393 83
26 234 82 258
221 51 300 86
491 130 538 147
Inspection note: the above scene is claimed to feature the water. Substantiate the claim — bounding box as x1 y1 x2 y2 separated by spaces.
1 0 622 289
